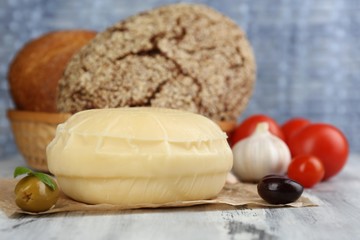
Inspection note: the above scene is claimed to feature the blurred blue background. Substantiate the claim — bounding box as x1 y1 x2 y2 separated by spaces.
0 0 359 157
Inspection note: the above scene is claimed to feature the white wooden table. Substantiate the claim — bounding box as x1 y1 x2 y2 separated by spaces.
1 154 360 240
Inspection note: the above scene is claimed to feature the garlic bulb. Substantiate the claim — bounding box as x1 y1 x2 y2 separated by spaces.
232 122 291 182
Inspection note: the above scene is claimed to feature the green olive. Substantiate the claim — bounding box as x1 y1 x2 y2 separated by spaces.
15 175 60 212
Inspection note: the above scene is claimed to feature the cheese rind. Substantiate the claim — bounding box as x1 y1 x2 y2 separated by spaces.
47 107 233 205
54 107 227 141
56 172 227 205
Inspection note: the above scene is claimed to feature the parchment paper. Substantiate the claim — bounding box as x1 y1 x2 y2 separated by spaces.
0 179 317 217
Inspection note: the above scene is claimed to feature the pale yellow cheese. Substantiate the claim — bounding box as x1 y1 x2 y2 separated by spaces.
47 107 233 205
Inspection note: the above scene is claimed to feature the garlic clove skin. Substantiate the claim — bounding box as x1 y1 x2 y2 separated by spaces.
232 122 291 182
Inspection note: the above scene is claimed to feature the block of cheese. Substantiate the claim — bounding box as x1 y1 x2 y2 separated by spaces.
47 107 233 205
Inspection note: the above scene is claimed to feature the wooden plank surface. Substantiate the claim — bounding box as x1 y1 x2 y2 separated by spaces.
1 154 360 240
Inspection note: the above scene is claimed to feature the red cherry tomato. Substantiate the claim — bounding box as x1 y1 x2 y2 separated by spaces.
287 155 325 188
289 123 349 180
281 118 311 144
231 115 284 146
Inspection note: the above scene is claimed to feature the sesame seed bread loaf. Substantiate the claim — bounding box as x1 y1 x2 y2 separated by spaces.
56 4 256 121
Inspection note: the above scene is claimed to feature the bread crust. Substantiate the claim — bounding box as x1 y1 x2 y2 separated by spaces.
8 30 96 112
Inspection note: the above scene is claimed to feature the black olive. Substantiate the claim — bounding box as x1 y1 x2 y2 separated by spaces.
257 175 304 204
262 174 288 180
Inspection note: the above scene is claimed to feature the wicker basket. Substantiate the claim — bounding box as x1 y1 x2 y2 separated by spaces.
7 110 71 172
7 109 236 172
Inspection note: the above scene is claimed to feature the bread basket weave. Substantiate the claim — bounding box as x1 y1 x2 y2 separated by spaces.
7 110 71 172
7 109 236 172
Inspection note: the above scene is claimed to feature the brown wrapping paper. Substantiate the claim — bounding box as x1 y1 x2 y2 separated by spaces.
0 179 317 217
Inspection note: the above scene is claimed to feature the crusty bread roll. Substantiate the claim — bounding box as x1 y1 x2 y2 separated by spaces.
8 30 96 112
47 107 233 205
